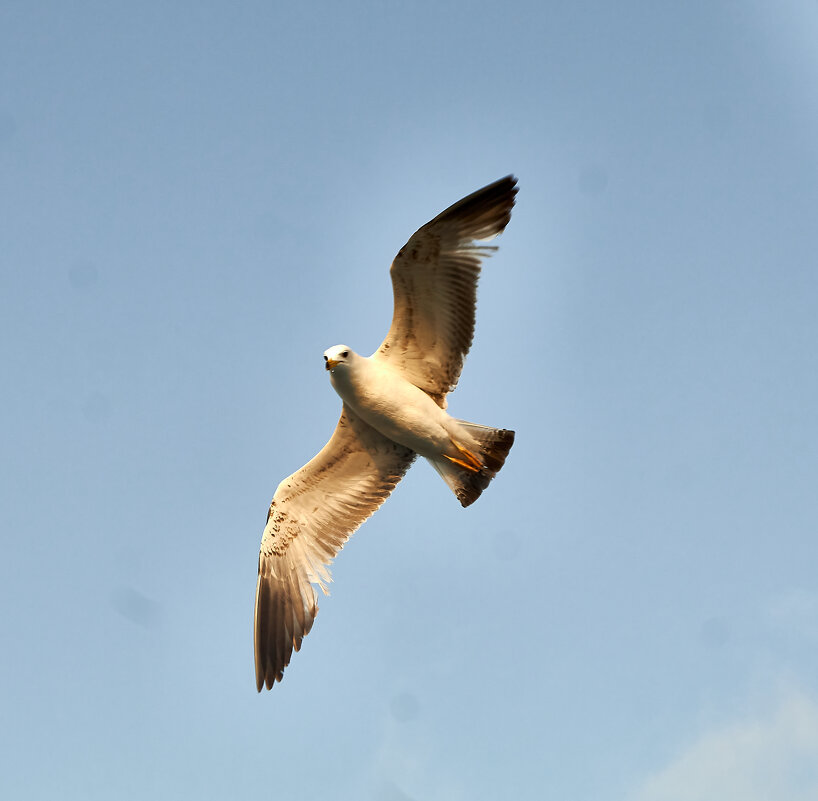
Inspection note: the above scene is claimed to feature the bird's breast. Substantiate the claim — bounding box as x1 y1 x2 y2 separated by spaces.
329 361 449 455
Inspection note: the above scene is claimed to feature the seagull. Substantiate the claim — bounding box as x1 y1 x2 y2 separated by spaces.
254 176 518 690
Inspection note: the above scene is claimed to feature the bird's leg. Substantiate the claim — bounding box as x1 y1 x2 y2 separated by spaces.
443 439 483 473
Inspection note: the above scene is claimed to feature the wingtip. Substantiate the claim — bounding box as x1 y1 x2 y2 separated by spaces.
427 174 519 241
489 173 519 199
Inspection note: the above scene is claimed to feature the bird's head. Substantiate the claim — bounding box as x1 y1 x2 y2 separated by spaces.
324 344 354 372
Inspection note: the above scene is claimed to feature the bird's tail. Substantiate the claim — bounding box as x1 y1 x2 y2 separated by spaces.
429 419 515 507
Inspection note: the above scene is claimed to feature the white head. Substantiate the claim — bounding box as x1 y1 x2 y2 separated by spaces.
324 344 355 373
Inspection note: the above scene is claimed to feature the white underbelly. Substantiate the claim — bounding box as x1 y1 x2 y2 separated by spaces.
330 362 450 456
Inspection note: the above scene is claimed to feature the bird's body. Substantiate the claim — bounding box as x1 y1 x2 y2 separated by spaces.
254 176 519 690
326 347 452 458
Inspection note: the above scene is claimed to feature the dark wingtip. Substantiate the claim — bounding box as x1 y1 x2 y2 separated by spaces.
429 175 519 239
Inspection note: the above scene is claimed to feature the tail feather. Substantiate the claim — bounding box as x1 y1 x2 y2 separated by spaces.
430 420 515 507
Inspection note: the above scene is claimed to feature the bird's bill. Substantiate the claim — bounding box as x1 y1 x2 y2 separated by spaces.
325 358 340 370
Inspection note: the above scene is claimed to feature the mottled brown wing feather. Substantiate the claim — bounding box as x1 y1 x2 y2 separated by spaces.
372 176 518 405
254 406 415 690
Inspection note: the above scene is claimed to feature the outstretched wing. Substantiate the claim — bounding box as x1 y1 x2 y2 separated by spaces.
372 175 517 406
254 406 415 690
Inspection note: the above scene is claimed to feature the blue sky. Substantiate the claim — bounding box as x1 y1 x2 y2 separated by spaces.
2 1 818 799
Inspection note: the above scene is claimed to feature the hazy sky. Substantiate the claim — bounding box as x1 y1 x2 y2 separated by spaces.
2 2 818 799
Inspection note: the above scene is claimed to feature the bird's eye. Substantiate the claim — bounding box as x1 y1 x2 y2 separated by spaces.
342 350 349 358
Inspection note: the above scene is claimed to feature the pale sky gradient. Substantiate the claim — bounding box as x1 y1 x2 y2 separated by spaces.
2 2 818 799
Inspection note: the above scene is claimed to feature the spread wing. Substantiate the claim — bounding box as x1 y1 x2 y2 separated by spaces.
254 406 416 690
372 175 517 406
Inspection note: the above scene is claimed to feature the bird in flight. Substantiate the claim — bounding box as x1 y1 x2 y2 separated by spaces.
254 176 518 690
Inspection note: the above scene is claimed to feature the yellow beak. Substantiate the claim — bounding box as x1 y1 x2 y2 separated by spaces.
326 358 339 370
